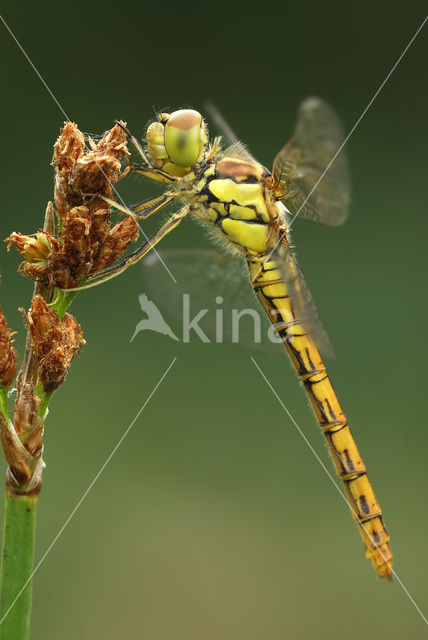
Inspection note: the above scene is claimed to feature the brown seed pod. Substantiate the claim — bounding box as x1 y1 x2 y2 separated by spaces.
27 296 85 393
0 307 17 389
93 215 139 273
6 231 58 279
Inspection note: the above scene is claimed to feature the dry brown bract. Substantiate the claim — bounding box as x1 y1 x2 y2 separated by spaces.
0 307 17 389
6 231 58 278
26 295 85 393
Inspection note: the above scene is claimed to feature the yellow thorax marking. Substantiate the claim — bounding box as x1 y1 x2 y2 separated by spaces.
221 218 271 253
209 180 267 215
210 202 227 217
229 204 258 220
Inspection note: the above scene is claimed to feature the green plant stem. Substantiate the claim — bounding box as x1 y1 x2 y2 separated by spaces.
0 285 75 638
0 388 8 422
0 491 38 640
51 289 78 320
37 391 52 421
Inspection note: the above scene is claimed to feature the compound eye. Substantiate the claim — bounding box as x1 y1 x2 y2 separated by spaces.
164 109 203 167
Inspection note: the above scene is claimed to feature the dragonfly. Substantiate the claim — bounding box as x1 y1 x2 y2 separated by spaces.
74 98 393 579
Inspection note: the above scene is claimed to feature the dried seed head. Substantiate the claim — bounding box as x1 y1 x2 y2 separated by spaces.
45 121 134 289
73 124 130 203
38 314 84 393
53 121 129 217
6 231 58 278
25 295 56 341
27 296 85 393
45 205 111 288
0 307 17 389
6 122 136 289
93 216 139 272
53 123 86 217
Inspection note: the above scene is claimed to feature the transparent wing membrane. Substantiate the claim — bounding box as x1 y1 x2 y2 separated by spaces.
221 141 257 163
272 242 335 358
139 247 333 357
205 102 258 163
273 97 350 226
205 101 239 145
139 248 284 354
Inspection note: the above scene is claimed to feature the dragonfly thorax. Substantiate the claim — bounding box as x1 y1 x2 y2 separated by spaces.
192 156 279 256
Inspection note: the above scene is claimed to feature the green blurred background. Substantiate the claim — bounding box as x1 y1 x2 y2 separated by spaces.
0 1 427 637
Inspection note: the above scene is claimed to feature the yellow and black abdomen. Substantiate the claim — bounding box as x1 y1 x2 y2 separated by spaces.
194 157 277 255
248 254 393 579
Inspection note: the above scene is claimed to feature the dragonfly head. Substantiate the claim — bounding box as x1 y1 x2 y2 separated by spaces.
146 109 207 177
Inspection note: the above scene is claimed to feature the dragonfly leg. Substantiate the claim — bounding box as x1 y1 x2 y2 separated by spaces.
63 204 192 291
129 162 177 184
130 191 181 216
87 192 177 221
114 121 177 184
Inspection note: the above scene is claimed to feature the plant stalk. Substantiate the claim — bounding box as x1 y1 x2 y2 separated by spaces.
0 203 53 639
0 389 8 422
0 492 38 640
0 121 126 637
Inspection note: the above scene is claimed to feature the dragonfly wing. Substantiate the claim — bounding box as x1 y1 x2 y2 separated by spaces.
140 248 284 354
273 242 335 358
221 141 258 163
272 97 350 226
205 102 258 163
205 101 239 145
